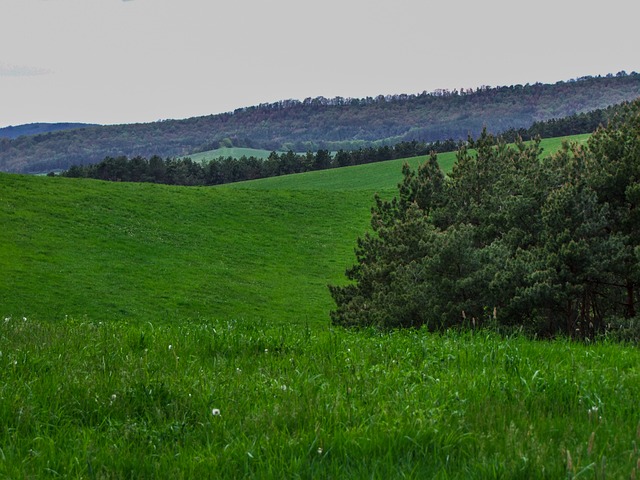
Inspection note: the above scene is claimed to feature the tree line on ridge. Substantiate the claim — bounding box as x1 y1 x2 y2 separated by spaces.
60 102 623 186
3 72 639 173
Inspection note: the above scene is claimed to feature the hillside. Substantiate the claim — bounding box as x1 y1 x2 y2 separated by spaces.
1 72 638 173
0 122 98 139
0 173 373 324
2 134 640 477
0 135 587 324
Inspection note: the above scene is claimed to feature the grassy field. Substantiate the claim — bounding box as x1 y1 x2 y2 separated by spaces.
185 147 277 163
227 134 590 193
184 134 590 167
0 174 371 324
3 132 638 478
3 317 639 478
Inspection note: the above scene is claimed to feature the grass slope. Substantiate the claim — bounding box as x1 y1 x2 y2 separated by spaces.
228 134 590 193
0 174 371 324
4 133 636 478
186 147 277 163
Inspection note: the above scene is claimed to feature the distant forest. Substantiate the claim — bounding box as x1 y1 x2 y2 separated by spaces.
61 104 620 186
2 72 640 173
61 140 458 185
0 123 99 140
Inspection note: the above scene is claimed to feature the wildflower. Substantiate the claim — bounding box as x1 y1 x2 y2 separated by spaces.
168 344 173 350
211 408 221 416
317 447 323 455
280 385 287 391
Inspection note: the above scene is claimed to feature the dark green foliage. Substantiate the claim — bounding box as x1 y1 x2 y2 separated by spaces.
330 100 640 339
61 141 458 186
329 155 445 328
500 103 622 142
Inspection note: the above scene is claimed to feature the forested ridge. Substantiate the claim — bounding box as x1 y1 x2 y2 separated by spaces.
2 72 640 173
60 102 616 186
0 122 99 140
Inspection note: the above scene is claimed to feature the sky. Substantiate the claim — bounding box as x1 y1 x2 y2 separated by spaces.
1 0 639 128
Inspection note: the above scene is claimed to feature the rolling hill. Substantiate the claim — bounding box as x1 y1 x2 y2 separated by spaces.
0 122 98 139
2 133 640 478
0 135 588 324
0 73 638 173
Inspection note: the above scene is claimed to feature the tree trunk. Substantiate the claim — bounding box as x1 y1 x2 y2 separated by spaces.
626 280 636 318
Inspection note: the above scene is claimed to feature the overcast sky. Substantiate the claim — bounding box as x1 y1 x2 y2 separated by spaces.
1 0 638 128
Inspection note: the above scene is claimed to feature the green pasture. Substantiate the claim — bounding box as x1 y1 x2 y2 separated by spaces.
2 317 639 478
3 132 637 478
228 135 590 193
185 147 277 163
0 173 371 324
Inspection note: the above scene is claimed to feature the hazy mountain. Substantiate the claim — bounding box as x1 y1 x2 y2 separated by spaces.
0 123 99 140
1 73 639 173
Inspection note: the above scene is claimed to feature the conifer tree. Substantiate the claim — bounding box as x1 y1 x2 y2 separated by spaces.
330 100 640 339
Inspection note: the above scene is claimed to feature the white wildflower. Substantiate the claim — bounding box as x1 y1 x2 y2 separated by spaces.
211 408 221 416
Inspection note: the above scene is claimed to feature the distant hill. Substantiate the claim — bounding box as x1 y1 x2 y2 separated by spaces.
1 72 639 173
0 122 98 140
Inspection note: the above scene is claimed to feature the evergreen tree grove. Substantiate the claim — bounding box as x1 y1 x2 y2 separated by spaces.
330 99 640 340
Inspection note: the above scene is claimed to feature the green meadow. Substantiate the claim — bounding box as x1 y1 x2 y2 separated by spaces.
227 134 590 193
2 133 639 478
185 147 277 163
0 174 371 325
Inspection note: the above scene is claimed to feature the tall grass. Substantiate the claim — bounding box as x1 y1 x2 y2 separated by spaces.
1 316 639 478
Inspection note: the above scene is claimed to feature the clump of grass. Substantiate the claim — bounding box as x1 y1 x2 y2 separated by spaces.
1 316 639 478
